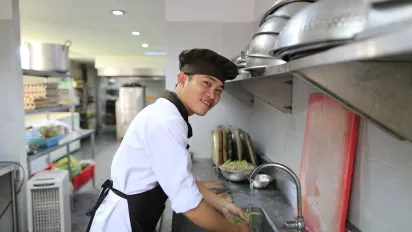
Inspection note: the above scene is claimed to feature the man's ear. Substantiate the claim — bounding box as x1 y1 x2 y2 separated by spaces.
177 72 188 87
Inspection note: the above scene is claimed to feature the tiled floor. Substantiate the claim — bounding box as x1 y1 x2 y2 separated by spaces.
71 133 120 231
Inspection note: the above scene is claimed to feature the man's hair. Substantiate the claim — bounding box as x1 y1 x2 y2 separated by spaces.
175 73 193 88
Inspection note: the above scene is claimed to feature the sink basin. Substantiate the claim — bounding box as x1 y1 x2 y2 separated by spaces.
172 207 279 232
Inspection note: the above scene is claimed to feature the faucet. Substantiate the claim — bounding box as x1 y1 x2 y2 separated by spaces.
249 163 305 232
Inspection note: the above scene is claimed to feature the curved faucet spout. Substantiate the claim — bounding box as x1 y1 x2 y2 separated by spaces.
249 162 305 231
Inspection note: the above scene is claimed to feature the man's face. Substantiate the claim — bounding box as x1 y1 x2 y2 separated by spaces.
179 73 224 116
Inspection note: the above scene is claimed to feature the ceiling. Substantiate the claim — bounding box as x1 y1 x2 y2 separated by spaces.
19 0 166 63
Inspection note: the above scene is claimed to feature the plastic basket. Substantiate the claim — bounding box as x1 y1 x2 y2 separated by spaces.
45 135 62 148
32 160 95 191
72 162 95 191
26 134 47 152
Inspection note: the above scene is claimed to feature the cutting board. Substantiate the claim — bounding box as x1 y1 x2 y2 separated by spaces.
201 181 224 189
201 181 233 202
298 94 359 232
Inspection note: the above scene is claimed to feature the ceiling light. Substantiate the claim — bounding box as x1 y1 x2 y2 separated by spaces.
145 51 166 56
141 43 149 48
132 31 141 36
112 10 124 16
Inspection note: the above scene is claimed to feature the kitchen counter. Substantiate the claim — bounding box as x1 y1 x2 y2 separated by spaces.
159 158 296 232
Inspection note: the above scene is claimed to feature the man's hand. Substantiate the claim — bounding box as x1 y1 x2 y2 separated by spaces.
184 200 251 232
195 180 249 222
221 202 248 222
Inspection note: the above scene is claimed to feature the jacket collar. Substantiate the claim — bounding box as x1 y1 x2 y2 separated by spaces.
161 91 192 139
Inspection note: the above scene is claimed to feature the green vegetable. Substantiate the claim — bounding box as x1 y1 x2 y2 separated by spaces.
231 217 244 224
51 130 58 137
230 210 261 224
221 159 255 171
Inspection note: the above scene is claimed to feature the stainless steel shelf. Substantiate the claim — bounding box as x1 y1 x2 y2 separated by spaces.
24 105 71 115
229 20 412 142
22 69 68 78
227 71 293 113
0 163 15 177
225 73 254 106
27 129 95 162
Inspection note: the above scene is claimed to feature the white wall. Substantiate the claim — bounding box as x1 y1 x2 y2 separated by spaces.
0 0 28 231
348 120 412 231
253 0 275 21
165 21 254 158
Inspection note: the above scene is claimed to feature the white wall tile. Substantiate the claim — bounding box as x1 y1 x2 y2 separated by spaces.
189 92 253 158
364 121 412 176
349 120 412 231
250 77 319 173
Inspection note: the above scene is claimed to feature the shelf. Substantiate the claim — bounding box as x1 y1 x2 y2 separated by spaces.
229 19 412 143
226 72 293 113
22 69 68 78
27 129 95 162
0 163 15 177
225 73 254 106
25 105 71 115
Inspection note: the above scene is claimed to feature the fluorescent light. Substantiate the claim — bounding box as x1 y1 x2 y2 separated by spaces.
112 10 124 16
132 31 141 36
141 43 149 48
144 51 166 56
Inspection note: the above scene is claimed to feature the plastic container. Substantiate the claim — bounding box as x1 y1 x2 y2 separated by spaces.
72 162 95 191
32 160 95 191
26 133 47 153
45 135 62 148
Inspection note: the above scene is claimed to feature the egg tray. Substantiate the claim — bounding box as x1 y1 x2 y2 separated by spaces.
24 83 58 88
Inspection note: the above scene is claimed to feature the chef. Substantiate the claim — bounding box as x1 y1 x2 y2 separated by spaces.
86 48 251 232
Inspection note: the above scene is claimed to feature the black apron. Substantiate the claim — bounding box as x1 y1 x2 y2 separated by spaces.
86 91 192 232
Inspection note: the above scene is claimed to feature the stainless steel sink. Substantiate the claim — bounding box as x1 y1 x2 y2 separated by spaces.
171 207 279 232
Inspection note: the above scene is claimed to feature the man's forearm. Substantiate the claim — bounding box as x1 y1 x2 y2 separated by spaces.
184 200 236 232
196 180 228 212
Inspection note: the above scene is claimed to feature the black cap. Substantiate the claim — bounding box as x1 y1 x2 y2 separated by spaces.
179 48 238 82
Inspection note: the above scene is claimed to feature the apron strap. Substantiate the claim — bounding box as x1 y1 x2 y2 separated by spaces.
85 179 113 217
86 179 132 217
111 186 129 199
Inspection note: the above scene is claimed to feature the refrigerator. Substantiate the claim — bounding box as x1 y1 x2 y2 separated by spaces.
116 83 146 141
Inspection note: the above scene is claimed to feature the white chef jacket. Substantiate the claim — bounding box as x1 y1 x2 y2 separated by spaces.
89 98 203 232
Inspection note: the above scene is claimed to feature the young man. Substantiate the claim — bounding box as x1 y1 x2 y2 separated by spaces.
86 48 251 232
